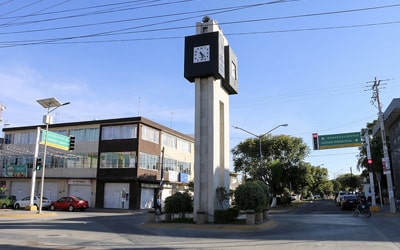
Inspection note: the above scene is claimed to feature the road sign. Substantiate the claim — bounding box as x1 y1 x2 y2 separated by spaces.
318 132 361 149
40 130 70 151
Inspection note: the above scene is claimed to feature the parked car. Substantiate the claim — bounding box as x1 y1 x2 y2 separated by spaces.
0 195 16 209
14 196 51 210
340 194 359 210
336 191 347 205
49 196 89 212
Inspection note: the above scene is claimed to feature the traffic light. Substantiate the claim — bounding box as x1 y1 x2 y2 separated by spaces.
367 159 373 171
69 135 75 151
36 158 42 171
312 133 319 150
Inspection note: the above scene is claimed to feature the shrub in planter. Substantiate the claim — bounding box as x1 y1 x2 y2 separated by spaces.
254 180 271 210
164 191 192 219
227 206 240 219
214 209 229 224
214 207 240 224
234 181 267 213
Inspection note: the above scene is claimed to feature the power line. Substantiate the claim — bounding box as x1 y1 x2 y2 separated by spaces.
0 2 398 47
0 0 43 18
0 0 72 27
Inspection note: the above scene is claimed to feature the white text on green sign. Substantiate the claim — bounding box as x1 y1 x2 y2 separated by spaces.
40 130 70 151
318 132 361 149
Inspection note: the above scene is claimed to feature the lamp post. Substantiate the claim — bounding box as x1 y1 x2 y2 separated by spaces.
233 123 288 179
36 97 70 214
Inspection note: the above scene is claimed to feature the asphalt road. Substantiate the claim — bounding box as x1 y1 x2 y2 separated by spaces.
1 200 399 250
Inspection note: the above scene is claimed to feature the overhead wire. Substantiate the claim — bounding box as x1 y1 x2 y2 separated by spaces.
0 1 293 47
0 0 14 8
0 0 43 18
0 0 73 27
0 0 198 28
0 2 398 48
0 2 283 35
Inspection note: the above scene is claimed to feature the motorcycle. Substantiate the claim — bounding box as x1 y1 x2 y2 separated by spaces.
352 205 371 217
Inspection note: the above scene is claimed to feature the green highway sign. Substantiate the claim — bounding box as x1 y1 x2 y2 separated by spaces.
318 132 361 149
40 130 70 151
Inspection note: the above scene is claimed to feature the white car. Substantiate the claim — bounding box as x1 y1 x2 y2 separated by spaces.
336 191 347 205
14 196 51 210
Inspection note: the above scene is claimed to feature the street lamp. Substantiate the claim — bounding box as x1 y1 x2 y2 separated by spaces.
232 123 288 179
36 97 70 214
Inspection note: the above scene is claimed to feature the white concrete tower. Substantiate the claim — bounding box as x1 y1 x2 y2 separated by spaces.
184 17 238 223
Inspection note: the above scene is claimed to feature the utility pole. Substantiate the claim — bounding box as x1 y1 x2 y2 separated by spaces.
370 77 396 213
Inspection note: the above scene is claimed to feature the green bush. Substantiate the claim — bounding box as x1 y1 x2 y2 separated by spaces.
234 181 267 212
164 192 192 218
227 206 240 218
214 207 239 224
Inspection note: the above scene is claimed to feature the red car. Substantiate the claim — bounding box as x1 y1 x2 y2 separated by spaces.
49 196 89 212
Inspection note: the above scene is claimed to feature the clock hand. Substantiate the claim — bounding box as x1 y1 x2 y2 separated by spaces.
200 51 205 59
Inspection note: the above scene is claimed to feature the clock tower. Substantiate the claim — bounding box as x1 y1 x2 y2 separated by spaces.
184 17 239 223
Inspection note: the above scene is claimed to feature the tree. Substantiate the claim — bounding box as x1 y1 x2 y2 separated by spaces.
336 174 363 192
307 166 330 196
232 135 309 189
232 134 309 206
330 179 342 192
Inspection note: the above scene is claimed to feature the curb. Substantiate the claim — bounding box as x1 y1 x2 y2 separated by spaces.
143 219 277 231
0 210 58 218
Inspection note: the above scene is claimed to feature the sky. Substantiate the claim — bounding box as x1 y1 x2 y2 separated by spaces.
0 0 399 179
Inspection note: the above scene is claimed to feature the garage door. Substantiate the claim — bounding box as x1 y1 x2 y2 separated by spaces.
141 188 154 209
104 183 130 209
69 185 92 207
42 182 58 202
11 181 30 200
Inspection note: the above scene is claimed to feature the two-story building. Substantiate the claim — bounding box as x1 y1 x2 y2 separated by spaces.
0 116 194 210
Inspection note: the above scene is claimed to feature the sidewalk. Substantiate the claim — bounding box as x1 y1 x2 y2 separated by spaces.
372 204 400 216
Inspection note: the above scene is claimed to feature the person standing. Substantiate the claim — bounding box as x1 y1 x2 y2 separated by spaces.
154 195 162 215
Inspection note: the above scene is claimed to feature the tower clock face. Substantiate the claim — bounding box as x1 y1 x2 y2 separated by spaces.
193 45 210 63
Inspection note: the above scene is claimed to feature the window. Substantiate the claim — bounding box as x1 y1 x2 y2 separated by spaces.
66 153 98 168
177 138 191 153
164 158 177 171
12 131 36 144
4 134 12 144
161 133 177 149
100 152 136 168
161 133 192 153
139 152 159 170
178 161 191 175
162 158 191 175
69 128 99 141
102 125 137 140
141 125 159 144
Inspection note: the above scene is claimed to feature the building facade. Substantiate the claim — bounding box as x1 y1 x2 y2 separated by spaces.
377 98 400 198
0 117 194 210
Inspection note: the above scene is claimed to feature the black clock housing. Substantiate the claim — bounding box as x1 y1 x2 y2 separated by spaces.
184 31 225 82
222 46 238 95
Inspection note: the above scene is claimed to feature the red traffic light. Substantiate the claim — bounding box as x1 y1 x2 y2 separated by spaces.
312 133 318 150
367 159 373 165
